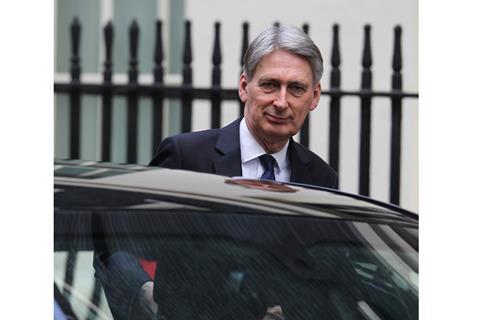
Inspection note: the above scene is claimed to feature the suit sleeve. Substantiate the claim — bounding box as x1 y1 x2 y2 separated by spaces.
148 137 183 168
93 251 151 320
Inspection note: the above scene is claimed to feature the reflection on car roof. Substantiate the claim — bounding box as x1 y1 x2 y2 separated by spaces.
54 160 417 224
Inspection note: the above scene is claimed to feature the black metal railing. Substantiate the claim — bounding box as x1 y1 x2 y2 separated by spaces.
54 18 418 205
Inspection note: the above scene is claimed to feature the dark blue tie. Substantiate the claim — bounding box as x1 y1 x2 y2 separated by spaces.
259 154 276 181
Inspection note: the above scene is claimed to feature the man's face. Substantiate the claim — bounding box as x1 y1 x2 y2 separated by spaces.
239 49 321 147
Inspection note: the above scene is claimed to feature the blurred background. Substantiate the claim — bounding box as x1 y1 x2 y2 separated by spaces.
54 0 418 211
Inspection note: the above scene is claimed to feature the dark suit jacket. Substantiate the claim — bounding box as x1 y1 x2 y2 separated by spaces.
149 118 338 189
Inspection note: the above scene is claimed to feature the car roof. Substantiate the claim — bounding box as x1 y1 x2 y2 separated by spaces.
54 160 418 225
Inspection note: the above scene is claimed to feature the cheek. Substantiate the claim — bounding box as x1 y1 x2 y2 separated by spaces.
249 90 274 106
292 103 311 121
247 99 271 118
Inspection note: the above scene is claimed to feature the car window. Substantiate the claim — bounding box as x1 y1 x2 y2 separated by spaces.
55 185 418 320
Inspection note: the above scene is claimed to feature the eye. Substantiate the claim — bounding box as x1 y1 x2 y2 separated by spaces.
259 81 277 92
289 84 307 96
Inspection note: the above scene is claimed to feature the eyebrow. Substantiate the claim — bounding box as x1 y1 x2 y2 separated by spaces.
257 77 309 87
288 81 309 88
257 76 278 83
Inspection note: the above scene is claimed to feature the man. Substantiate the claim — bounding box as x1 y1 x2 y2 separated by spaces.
95 25 337 320
150 25 337 188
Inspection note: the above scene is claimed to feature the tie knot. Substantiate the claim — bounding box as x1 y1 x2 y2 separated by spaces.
259 154 276 170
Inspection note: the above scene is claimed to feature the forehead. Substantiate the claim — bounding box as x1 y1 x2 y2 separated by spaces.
252 50 313 84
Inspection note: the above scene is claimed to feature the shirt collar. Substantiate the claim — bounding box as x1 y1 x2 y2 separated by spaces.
239 118 289 169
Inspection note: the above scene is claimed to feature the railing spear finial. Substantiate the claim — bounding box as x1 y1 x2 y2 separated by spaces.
101 21 114 162
331 24 341 88
392 25 403 90
70 16 81 82
212 21 222 86
154 20 164 83
69 17 82 160
181 20 193 132
128 20 139 84
103 21 113 83
183 20 193 84
302 23 309 35
362 25 372 72
240 22 249 70
210 21 222 129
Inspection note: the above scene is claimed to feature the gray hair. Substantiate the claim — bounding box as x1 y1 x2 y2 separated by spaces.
243 25 324 84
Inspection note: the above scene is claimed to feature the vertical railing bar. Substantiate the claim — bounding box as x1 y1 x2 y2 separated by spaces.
211 21 222 129
69 17 81 160
91 16 113 298
239 22 249 117
300 23 310 147
152 20 165 153
390 25 403 205
101 21 113 162
182 20 193 133
127 20 139 164
63 250 77 301
359 25 373 196
65 18 80 300
329 24 341 174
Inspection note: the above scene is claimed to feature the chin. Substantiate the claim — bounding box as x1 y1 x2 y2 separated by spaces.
263 128 294 141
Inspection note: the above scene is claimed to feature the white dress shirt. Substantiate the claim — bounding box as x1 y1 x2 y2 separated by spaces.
239 118 291 182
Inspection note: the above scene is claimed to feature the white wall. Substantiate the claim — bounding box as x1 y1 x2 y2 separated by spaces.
182 0 419 212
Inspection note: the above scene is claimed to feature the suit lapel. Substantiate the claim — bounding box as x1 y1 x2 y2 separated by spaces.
210 120 315 181
214 149 242 177
213 118 243 177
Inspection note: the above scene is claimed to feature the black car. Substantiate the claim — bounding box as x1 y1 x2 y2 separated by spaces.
54 160 418 320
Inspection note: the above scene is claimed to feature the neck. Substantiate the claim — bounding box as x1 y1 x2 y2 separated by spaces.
257 138 288 154
244 119 288 154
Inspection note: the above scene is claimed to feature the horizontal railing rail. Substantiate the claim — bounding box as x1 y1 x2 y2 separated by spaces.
54 83 418 99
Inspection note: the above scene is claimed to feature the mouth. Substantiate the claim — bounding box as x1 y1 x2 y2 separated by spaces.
265 113 290 124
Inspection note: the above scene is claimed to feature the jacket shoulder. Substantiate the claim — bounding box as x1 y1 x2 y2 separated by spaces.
149 128 220 167
290 141 339 189
168 128 221 148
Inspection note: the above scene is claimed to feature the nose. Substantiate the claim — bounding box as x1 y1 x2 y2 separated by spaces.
273 87 288 110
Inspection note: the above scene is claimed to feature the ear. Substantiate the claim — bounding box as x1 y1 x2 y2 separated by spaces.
309 82 321 111
238 73 248 103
